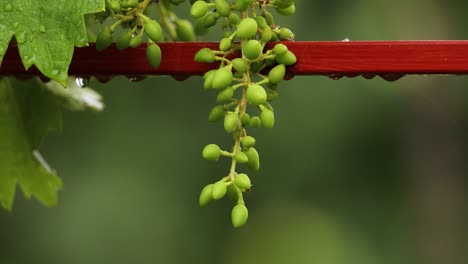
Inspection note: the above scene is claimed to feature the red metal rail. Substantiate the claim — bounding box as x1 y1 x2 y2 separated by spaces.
2 41 468 79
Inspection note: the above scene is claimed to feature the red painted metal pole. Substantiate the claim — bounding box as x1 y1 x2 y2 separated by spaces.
2 41 468 79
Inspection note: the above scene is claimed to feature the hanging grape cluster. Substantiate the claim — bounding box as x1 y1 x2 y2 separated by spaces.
95 0 196 68
192 0 296 228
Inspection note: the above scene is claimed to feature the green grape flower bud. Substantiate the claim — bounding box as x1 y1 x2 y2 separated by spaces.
129 34 143 48
278 28 294 40
224 112 239 133
235 173 251 190
271 0 295 9
231 204 248 228
249 116 261 128
145 20 163 42
269 64 286 84
219 37 232 51
227 184 240 203
246 84 267 105
276 50 297 65
175 19 196 41
146 43 162 68
203 69 217 90
234 0 250 11
228 13 240 25
191 0 208 18
96 27 113 51
241 136 256 148
199 184 214 207
255 16 267 29
237 18 258 39
116 31 133 50
260 108 275 128
127 0 139 8
261 26 272 42
201 12 217 28
202 144 221 161
215 0 231 17
217 87 234 103
194 48 216 63
232 58 250 73
212 67 233 89
109 0 121 13
273 43 288 56
263 11 275 25
243 40 262 60
276 4 296 16
208 105 225 122
241 113 251 126
234 152 249 163
245 147 260 171
212 181 227 200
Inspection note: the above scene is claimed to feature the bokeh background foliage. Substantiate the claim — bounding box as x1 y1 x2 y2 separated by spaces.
1 1 468 263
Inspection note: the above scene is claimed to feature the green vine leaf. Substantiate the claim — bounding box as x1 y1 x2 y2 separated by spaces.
0 0 105 85
0 77 62 210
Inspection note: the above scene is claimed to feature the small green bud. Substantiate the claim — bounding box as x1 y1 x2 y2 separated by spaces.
276 4 296 16
278 28 294 40
231 204 248 228
227 184 240 203
219 37 232 51
212 181 227 200
260 108 275 128
271 0 295 9
203 69 217 90
109 0 121 13
96 27 113 51
276 50 297 65
129 34 143 48
212 67 233 89
208 105 225 122
261 26 272 42
273 43 288 56
237 18 258 39
241 136 256 148
269 64 286 84
255 16 267 29
191 1 208 18
241 113 251 126
224 112 239 133
127 0 138 8
215 0 231 17
234 0 250 11
199 184 214 207
249 116 261 128
201 12 217 28
146 43 162 68
246 84 267 105
243 40 262 60
263 11 275 25
202 144 221 161
234 152 249 163
245 147 260 171
217 87 234 103
194 48 216 63
116 31 132 50
235 173 251 190
232 58 250 73
145 19 163 42
228 13 240 25
175 19 196 41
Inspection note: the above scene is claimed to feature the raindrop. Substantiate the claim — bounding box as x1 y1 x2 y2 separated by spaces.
327 74 344 80
4 3 12 11
39 25 46 33
127 75 147 82
75 76 90 88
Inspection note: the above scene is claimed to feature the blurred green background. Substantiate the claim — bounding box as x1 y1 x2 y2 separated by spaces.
1 1 468 263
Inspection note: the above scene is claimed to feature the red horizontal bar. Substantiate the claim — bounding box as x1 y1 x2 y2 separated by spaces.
2 41 468 80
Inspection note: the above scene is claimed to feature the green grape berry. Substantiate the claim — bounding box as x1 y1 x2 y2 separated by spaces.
145 19 163 42
241 136 256 148
272 0 295 9
208 105 225 122
231 204 248 228
191 0 208 18
212 66 233 89
234 151 249 163
201 12 217 28
237 18 258 39
246 84 267 105
175 19 196 41
276 50 297 65
212 181 227 200
232 58 250 73
278 27 294 40
234 173 251 190
269 64 286 84
261 26 273 42
276 4 296 16
243 40 262 60
234 0 250 11
116 31 133 50
224 112 239 133
249 116 261 128
263 11 275 25
202 144 222 161
204 69 217 90
228 13 240 25
215 0 231 17
199 184 214 207
260 108 275 128
245 147 260 171
195 48 216 63
241 113 251 126
217 87 234 103
273 43 288 56
129 34 143 48
146 43 162 68
255 16 267 29
219 37 232 51
227 184 240 203
96 27 113 51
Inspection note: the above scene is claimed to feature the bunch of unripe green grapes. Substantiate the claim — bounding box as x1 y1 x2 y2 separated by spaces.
95 0 196 67
193 0 296 228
